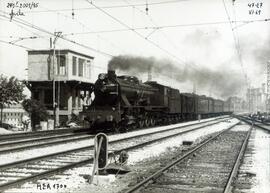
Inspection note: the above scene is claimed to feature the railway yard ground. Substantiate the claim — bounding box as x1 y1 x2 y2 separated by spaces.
0 115 269 193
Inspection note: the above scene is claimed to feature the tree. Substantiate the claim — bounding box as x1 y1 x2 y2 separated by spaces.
22 99 49 131
0 75 25 127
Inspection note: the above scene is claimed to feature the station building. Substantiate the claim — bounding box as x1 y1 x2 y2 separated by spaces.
1 104 29 129
25 49 95 126
227 96 245 112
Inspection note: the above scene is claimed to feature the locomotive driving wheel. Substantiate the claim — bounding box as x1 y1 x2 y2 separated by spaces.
150 117 156 127
144 118 150 127
138 119 144 128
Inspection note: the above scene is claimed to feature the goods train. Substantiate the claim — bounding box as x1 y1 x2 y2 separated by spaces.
80 70 232 132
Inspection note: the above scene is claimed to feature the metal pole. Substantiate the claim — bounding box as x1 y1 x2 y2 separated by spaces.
53 45 56 129
248 82 251 113
267 61 270 113
0 103 3 128
52 32 62 129
57 50 61 127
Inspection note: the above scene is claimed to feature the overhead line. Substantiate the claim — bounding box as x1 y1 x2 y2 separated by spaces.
0 14 109 72
0 11 114 57
123 0 180 51
85 0 187 65
84 0 249 84
24 0 187 13
0 39 33 49
61 18 270 36
31 3 127 55
221 0 247 85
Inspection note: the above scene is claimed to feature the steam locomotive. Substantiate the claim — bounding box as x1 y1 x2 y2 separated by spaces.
80 70 232 132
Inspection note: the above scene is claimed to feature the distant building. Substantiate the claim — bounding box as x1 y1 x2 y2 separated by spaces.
25 49 95 126
246 87 265 113
2 104 29 129
227 96 246 112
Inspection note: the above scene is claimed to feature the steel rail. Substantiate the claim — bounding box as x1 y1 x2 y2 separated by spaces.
242 115 270 126
241 116 265 124
0 132 90 146
252 118 270 126
0 118 230 191
235 115 270 132
0 117 228 171
0 127 89 141
223 125 252 193
124 122 240 193
235 114 269 125
0 117 228 154
0 116 227 141
0 134 93 154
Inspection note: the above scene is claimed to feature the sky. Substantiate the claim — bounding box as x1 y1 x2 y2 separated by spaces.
0 0 269 100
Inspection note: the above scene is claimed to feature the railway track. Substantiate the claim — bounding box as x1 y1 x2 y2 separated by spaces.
0 116 228 154
0 117 231 192
234 115 270 132
0 116 227 143
125 121 251 193
0 132 94 154
0 127 89 141
233 122 270 192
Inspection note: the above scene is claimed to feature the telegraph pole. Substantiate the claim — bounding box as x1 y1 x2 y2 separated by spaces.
267 61 270 112
248 80 251 113
52 32 62 129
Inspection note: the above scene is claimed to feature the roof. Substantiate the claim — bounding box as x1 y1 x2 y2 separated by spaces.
27 80 94 85
26 80 94 90
28 49 94 60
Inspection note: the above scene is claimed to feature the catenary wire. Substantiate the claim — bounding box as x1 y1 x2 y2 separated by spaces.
23 0 188 13
0 11 114 58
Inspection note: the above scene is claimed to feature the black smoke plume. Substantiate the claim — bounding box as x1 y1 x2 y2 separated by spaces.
108 55 245 99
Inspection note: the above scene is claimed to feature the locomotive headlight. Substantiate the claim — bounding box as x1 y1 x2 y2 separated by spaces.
98 73 106 80
106 115 113 122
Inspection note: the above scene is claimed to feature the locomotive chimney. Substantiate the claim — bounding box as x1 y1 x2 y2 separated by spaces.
108 69 116 80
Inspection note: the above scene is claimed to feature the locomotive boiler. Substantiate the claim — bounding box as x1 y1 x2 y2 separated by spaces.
81 70 158 131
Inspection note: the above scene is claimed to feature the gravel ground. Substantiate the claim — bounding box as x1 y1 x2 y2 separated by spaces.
234 126 270 193
0 116 227 166
3 117 236 193
129 124 249 193
0 128 12 134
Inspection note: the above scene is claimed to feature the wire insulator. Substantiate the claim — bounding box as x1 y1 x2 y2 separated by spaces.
72 11 74 19
146 1 149 15
72 0 75 19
